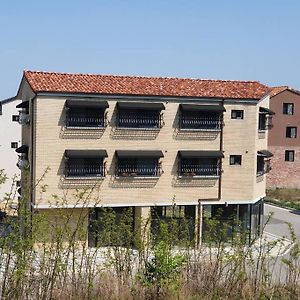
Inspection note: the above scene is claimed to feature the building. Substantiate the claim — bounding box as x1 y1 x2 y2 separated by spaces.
16 70 272 245
267 86 300 188
0 97 21 208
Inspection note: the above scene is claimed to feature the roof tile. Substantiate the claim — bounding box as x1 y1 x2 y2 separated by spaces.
23 71 270 100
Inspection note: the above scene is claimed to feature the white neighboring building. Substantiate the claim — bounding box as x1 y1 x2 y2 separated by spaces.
0 97 21 204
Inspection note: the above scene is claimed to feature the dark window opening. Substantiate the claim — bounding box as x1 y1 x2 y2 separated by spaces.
117 109 162 129
116 157 161 177
231 110 244 119
12 115 19 122
66 107 106 128
151 206 196 243
65 157 105 177
230 155 242 165
179 157 221 177
11 142 18 149
286 126 297 138
257 156 271 176
283 103 294 115
180 110 222 130
88 207 134 247
285 150 295 162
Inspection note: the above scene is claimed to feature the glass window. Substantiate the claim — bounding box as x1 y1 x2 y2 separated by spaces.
283 103 294 115
286 127 297 138
230 155 242 165
285 150 295 162
12 115 19 122
11 142 18 149
231 110 244 119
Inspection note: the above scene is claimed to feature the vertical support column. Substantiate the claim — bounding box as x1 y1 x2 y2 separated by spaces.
134 206 151 246
196 201 203 248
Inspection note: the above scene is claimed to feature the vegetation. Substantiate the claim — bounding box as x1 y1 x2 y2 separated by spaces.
266 188 300 210
0 171 299 299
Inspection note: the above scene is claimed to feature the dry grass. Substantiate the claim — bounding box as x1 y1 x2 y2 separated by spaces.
266 188 300 210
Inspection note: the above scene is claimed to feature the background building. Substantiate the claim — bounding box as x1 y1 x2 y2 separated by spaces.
0 97 21 208
17 70 272 244
267 87 300 188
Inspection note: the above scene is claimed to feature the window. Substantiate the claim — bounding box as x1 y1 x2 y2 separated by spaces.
118 109 161 128
11 142 18 149
179 158 221 177
283 103 294 115
12 115 19 122
67 108 105 128
117 102 165 129
230 155 242 165
117 157 161 177
285 150 295 162
64 150 107 178
256 151 272 176
286 127 297 138
179 104 224 130
231 110 244 119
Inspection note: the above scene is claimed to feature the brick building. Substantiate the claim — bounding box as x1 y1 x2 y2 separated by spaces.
267 86 300 188
16 71 272 244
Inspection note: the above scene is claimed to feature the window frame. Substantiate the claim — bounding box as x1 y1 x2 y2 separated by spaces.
229 155 242 166
285 150 295 162
286 126 297 138
12 115 19 122
283 103 294 115
231 110 244 120
11 142 18 149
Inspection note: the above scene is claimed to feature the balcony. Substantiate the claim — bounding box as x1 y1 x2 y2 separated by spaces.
177 150 223 179
64 150 107 179
116 102 165 130
66 114 106 129
179 164 221 178
179 104 225 131
258 107 275 131
115 150 164 178
16 101 30 126
256 150 273 176
17 157 29 170
65 164 105 178
18 111 30 125
179 116 222 131
65 100 108 129
117 113 164 129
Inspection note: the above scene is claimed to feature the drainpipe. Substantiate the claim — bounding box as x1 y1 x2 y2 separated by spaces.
218 99 225 200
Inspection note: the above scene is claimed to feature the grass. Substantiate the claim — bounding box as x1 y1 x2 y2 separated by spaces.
266 188 300 210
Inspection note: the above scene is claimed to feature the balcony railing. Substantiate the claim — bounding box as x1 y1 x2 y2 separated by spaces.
65 165 105 178
17 157 29 170
66 115 106 128
116 164 162 177
179 164 221 177
180 117 222 130
117 114 163 129
18 111 30 125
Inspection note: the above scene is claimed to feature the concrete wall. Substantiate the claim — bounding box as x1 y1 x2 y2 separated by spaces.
0 99 21 203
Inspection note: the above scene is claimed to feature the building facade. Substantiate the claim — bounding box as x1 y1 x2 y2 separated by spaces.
267 87 300 188
0 97 21 208
16 71 272 244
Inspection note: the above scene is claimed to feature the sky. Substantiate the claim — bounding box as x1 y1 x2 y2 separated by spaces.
1 0 300 99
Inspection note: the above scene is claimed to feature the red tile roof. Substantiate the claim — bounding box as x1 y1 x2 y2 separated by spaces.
23 71 270 100
270 86 300 97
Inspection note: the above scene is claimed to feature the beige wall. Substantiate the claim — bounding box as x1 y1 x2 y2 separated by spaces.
27 94 267 208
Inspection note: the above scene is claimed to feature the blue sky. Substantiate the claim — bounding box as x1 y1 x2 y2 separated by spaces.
1 0 300 99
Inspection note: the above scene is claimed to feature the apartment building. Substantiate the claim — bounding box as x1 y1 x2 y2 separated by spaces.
0 97 21 207
16 71 272 245
267 86 300 188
